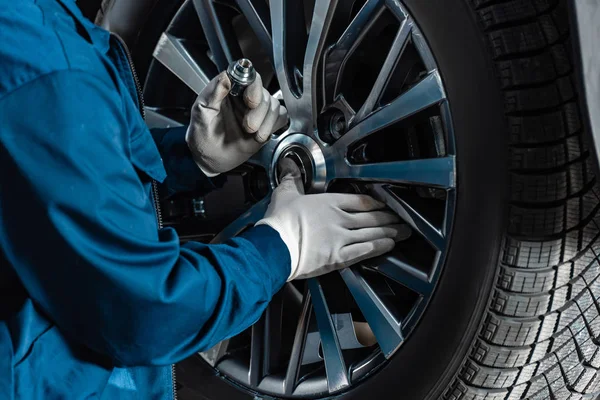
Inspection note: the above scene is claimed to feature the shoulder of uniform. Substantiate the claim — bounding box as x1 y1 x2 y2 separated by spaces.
0 0 106 98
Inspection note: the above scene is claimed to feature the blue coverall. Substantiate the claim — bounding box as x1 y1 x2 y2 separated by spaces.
0 0 291 398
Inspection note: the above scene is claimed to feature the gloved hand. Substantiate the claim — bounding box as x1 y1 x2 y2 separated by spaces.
256 158 411 281
186 71 288 176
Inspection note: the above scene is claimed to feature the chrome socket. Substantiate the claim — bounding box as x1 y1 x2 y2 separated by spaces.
226 58 257 97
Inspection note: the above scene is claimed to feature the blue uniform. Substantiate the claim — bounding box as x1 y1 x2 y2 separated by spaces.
0 0 290 398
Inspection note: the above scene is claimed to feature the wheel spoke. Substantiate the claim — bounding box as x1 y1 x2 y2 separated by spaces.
333 71 445 150
283 285 312 396
326 0 385 101
249 314 265 386
249 292 283 386
336 0 385 51
339 268 403 358
354 16 413 122
210 194 271 243
385 0 409 20
308 278 350 393
412 26 436 72
370 184 446 250
193 0 242 70
235 0 273 65
269 1 307 125
263 292 283 376
199 339 230 367
302 0 337 128
332 156 455 189
443 188 457 236
153 33 211 94
371 255 433 295
144 107 184 129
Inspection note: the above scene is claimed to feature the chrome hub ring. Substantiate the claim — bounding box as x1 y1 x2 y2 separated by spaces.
271 133 327 193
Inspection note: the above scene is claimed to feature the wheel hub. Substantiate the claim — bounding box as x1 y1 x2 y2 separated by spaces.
279 147 312 189
271 133 327 193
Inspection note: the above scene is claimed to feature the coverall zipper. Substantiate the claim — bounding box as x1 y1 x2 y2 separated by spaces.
111 33 176 400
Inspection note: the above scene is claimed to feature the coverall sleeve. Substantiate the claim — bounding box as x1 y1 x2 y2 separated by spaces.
150 126 227 197
0 70 290 366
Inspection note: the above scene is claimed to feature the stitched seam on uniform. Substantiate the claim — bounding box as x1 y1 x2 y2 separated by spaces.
0 69 105 104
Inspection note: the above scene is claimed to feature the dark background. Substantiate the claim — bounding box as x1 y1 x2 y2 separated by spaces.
77 0 102 22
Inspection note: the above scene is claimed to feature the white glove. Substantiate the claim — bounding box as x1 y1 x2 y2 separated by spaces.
186 71 288 176
257 159 411 281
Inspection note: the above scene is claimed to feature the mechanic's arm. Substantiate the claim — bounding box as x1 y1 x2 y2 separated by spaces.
149 126 226 197
0 70 289 367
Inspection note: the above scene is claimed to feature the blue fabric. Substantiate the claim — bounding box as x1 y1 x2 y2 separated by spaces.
0 0 291 399
151 126 227 197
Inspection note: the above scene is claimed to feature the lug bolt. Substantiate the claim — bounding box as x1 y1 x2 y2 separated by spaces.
329 112 346 139
227 58 257 97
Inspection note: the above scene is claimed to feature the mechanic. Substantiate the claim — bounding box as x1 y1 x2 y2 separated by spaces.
0 0 408 399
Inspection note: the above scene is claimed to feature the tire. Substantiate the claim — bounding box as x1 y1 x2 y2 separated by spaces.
97 1 600 399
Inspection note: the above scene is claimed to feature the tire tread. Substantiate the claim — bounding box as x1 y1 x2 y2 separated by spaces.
444 0 600 398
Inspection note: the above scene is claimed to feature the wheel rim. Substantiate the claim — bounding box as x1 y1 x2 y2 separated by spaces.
144 0 457 397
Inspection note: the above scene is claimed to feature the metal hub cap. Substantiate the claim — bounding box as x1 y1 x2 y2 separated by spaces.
144 0 457 397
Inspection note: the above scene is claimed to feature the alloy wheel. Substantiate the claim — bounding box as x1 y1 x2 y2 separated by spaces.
144 0 457 397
